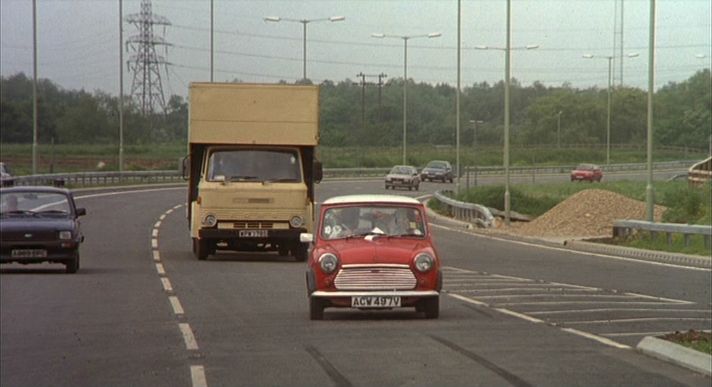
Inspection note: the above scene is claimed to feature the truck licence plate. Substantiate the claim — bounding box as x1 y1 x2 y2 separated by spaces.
238 230 268 238
11 249 47 258
351 296 401 308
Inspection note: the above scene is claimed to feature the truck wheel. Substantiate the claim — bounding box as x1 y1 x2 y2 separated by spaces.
193 238 209 260
309 297 324 320
278 245 289 256
421 297 439 319
293 245 308 262
65 251 79 274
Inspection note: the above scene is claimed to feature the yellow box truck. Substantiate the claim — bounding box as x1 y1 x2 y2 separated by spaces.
185 83 322 260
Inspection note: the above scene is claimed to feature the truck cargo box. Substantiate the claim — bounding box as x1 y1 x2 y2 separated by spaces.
189 83 319 146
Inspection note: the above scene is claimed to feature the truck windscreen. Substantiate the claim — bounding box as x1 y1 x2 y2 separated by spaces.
207 149 302 183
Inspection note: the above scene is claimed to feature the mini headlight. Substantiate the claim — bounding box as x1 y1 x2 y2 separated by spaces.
413 253 434 273
319 253 339 274
202 214 217 227
58 231 72 240
290 215 304 228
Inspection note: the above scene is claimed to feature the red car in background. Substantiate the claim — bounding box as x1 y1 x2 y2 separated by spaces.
571 163 603 182
301 195 441 320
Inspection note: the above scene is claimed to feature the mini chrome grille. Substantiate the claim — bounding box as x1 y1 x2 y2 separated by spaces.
334 266 416 290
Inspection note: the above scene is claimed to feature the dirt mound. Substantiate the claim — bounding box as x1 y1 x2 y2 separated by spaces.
512 189 666 238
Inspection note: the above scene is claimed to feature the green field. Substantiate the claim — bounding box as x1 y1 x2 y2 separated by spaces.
1 142 706 175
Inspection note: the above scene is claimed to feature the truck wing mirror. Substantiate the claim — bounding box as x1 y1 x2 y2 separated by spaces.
181 156 189 180
313 160 323 183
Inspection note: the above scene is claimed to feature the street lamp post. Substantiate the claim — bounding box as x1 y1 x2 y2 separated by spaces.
372 32 442 165
474 30 538 225
264 15 345 82
583 52 639 165
556 110 562 148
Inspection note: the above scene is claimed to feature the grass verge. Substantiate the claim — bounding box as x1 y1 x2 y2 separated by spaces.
661 330 712 355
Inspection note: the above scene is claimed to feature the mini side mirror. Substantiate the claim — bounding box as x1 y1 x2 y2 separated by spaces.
76 208 87 217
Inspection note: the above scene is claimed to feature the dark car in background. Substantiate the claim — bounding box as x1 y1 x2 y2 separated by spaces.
0 186 86 273
385 165 420 191
420 160 453 183
571 163 603 182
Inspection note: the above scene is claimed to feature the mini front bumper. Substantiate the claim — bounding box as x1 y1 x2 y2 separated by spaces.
311 290 439 298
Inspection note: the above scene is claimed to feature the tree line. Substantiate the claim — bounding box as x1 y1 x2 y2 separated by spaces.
1 70 709 150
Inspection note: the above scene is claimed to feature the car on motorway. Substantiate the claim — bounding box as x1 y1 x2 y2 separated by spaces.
301 194 441 320
0 186 86 273
571 163 603 182
384 165 420 191
420 160 453 183
0 162 13 187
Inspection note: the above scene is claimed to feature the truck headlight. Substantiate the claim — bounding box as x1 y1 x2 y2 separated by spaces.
202 214 217 227
414 253 434 273
290 215 304 228
58 231 72 240
319 253 339 274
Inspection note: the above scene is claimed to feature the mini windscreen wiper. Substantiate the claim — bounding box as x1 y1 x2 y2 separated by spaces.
386 233 423 238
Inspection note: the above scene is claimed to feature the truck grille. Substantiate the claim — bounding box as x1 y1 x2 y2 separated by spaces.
218 220 290 230
334 265 416 290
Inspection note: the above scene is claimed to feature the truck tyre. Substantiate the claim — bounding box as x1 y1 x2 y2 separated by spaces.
293 245 308 262
194 238 209 260
65 251 79 274
309 297 324 320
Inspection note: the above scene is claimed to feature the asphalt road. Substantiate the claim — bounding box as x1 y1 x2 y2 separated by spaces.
1 179 710 387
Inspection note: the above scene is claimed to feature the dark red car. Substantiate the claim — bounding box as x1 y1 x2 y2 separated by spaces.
301 195 441 320
571 163 603 182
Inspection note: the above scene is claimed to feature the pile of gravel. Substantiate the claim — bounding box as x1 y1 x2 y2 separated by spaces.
506 189 666 238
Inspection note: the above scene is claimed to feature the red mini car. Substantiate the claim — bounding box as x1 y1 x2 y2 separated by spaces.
570 163 603 182
301 195 441 320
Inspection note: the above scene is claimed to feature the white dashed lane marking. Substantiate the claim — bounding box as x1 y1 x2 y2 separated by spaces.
152 204 207 387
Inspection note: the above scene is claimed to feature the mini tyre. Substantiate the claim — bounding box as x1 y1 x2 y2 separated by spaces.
309 297 324 320
421 297 439 319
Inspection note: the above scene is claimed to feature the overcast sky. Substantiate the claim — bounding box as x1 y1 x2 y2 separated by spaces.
1 0 710 98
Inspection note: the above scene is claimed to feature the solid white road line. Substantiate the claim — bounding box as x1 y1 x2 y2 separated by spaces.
169 296 184 315
471 294 640 300
155 263 166 275
161 277 173 292
528 308 712 316
492 307 546 324
495 300 680 307
562 317 711 325
601 331 693 337
430 223 711 272
560 327 631 349
179 323 199 350
450 287 599 294
191 365 208 387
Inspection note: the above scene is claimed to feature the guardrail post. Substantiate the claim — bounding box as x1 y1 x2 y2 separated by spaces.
705 235 711 249
683 234 691 247
666 232 672 246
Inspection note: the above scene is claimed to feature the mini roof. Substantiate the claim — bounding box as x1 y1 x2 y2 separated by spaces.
322 194 421 205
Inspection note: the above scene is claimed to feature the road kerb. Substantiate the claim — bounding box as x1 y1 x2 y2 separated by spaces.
637 336 712 376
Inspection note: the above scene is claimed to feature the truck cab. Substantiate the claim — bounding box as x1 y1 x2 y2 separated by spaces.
186 83 321 260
